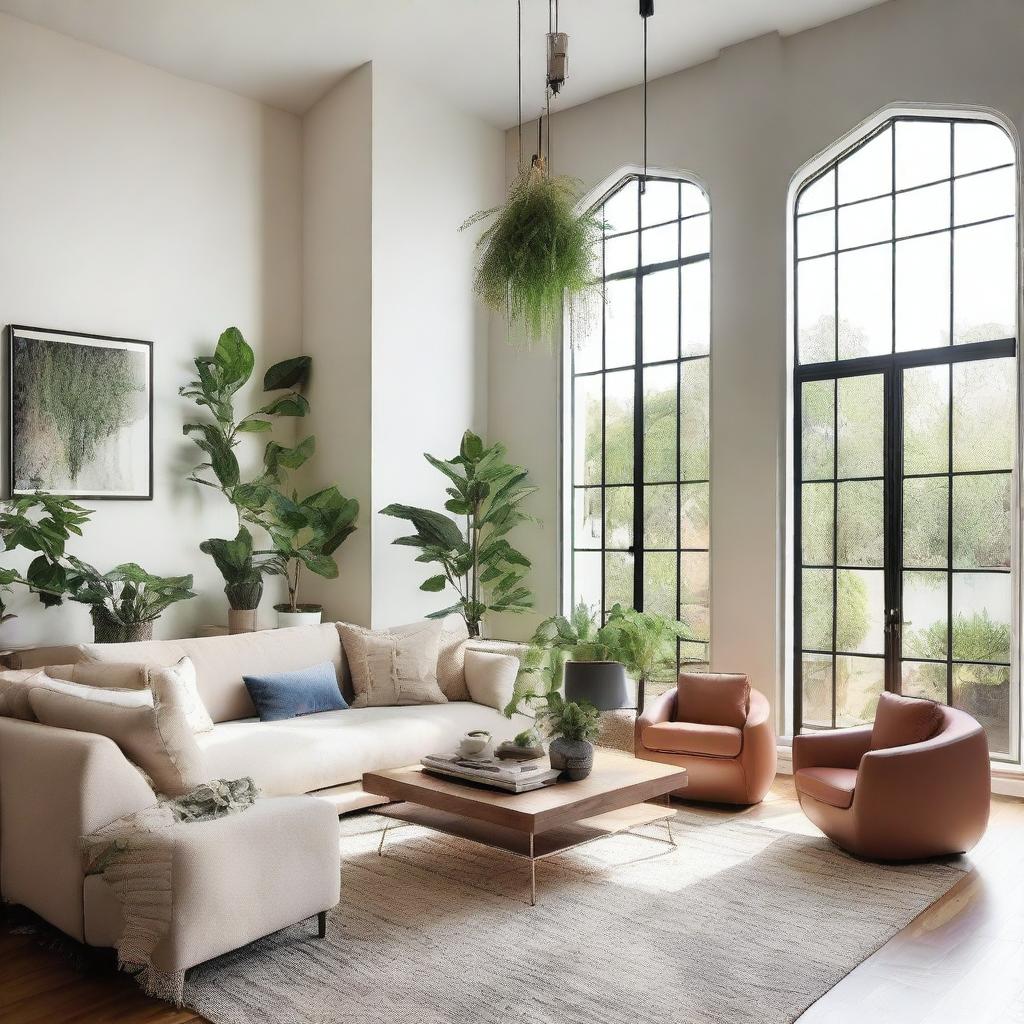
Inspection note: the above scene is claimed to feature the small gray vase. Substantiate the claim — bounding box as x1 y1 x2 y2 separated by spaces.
548 736 595 781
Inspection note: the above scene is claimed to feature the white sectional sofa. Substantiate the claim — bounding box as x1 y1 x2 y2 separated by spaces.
0 622 528 970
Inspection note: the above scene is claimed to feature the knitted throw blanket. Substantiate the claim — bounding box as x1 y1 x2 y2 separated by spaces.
82 777 259 1005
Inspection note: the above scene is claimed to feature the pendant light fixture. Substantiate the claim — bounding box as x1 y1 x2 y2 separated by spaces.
640 0 654 192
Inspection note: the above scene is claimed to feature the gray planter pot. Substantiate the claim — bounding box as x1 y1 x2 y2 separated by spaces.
548 736 595 781
563 660 629 711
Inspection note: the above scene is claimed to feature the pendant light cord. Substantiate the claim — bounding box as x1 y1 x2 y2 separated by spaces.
517 0 523 171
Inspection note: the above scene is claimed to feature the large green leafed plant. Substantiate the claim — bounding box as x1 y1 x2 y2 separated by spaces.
379 430 536 638
461 162 603 348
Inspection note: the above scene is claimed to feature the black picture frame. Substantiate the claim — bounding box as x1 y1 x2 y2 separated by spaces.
6 324 154 501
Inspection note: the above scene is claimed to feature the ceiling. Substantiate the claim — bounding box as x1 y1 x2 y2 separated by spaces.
0 0 891 126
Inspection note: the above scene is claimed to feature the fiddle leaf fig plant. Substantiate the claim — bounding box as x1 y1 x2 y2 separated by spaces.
379 430 536 638
181 327 317 610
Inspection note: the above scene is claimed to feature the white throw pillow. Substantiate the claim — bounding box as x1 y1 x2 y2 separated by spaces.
464 649 520 712
338 620 447 707
0 666 148 721
146 657 214 734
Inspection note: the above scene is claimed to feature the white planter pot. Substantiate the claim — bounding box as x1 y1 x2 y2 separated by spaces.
275 607 323 628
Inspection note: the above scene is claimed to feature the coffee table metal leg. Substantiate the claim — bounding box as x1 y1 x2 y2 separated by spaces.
529 834 536 907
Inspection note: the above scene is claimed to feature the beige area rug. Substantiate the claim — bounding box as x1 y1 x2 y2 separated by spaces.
184 809 967 1024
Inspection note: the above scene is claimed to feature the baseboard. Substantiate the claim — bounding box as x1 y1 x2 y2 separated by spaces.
776 745 793 775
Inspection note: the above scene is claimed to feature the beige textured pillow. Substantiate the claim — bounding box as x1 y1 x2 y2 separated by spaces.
464 649 519 712
338 620 447 707
28 685 208 797
147 657 213 734
0 666 146 721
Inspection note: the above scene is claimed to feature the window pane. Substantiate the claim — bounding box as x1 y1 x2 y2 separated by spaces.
679 482 709 549
837 126 892 204
802 482 834 565
838 245 892 358
836 655 885 726
953 473 1011 570
604 369 634 484
604 179 638 233
681 182 709 217
799 210 835 258
896 120 950 189
605 486 633 549
680 640 709 670
895 233 950 351
604 551 633 611
573 487 602 549
605 277 636 367
954 121 1014 176
682 214 710 258
643 363 677 482
903 476 948 569
837 480 883 567
641 224 677 266
801 378 835 480
902 570 948 660
801 653 833 727
953 663 1011 757
644 484 676 548
952 572 1011 663
604 231 637 274
644 551 676 618
798 169 835 214
573 374 602 486
572 295 602 373
680 260 710 357
573 551 601 611
952 357 1015 472
954 165 1015 226
641 179 678 226
801 568 833 650
680 358 710 480
680 551 710 641
953 218 1016 344
895 181 949 238
642 268 678 363
838 195 891 250
798 254 836 364
837 374 884 479
837 568 884 655
903 364 949 474
902 660 947 702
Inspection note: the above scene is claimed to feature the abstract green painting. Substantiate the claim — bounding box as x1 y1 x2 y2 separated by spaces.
8 326 152 499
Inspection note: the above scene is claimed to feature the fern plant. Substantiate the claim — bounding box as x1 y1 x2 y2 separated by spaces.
536 691 601 744
461 161 603 348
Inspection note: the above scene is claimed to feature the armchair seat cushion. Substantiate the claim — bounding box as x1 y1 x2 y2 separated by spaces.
642 721 743 758
794 766 858 810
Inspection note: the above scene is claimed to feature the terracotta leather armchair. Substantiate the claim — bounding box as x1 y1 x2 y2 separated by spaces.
792 694 990 861
635 672 777 805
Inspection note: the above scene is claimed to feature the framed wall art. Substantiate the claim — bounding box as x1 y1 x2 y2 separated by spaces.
7 325 153 500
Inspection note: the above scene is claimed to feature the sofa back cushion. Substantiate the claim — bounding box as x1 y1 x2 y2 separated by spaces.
676 672 750 729
869 691 943 751
79 624 345 724
0 667 146 721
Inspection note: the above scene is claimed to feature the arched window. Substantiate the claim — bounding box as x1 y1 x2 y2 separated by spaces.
792 113 1019 760
564 174 711 704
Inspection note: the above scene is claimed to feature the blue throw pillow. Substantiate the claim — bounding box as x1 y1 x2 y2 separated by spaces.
243 661 348 722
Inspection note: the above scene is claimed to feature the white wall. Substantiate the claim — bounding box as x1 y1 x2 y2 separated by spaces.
488 0 1024 720
300 62 504 628
0 12 302 645
369 66 504 627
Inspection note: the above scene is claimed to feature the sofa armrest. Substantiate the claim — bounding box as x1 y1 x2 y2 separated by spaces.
792 725 872 772
0 717 154 941
635 688 676 751
737 689 777 803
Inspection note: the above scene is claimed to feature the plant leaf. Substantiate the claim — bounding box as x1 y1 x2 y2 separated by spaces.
263 355 312 391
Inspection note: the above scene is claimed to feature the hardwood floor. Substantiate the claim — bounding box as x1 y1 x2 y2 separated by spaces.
1 778 1021 1023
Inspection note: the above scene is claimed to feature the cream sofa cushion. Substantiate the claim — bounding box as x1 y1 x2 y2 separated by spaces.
147 657 213 734
78 623 345 723
464 649 519 712
197 703 532 796
338 620 447 707
0 667 146 721
29 684 208 797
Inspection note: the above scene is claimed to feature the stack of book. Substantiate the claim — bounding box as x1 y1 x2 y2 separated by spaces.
421 753 560 793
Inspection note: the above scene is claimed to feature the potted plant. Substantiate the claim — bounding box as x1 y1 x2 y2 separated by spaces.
379 429 535 638
258 487 359 627
535 691 601 780
181 327 321 631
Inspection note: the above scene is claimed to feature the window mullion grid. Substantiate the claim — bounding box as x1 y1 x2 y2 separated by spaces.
632 184 644 616
947 124 956 706
831 189 840 729
675 180 683 678
600 227 607 619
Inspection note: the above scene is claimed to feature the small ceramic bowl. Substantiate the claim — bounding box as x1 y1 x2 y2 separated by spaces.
458 730 491 757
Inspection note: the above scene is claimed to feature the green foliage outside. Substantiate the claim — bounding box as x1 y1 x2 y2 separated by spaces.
380 430 536 638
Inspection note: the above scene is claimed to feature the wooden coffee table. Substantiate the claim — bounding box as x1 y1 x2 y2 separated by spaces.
362 750 687 905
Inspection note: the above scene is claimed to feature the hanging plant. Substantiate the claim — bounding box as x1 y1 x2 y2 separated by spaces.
461 157 603 348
